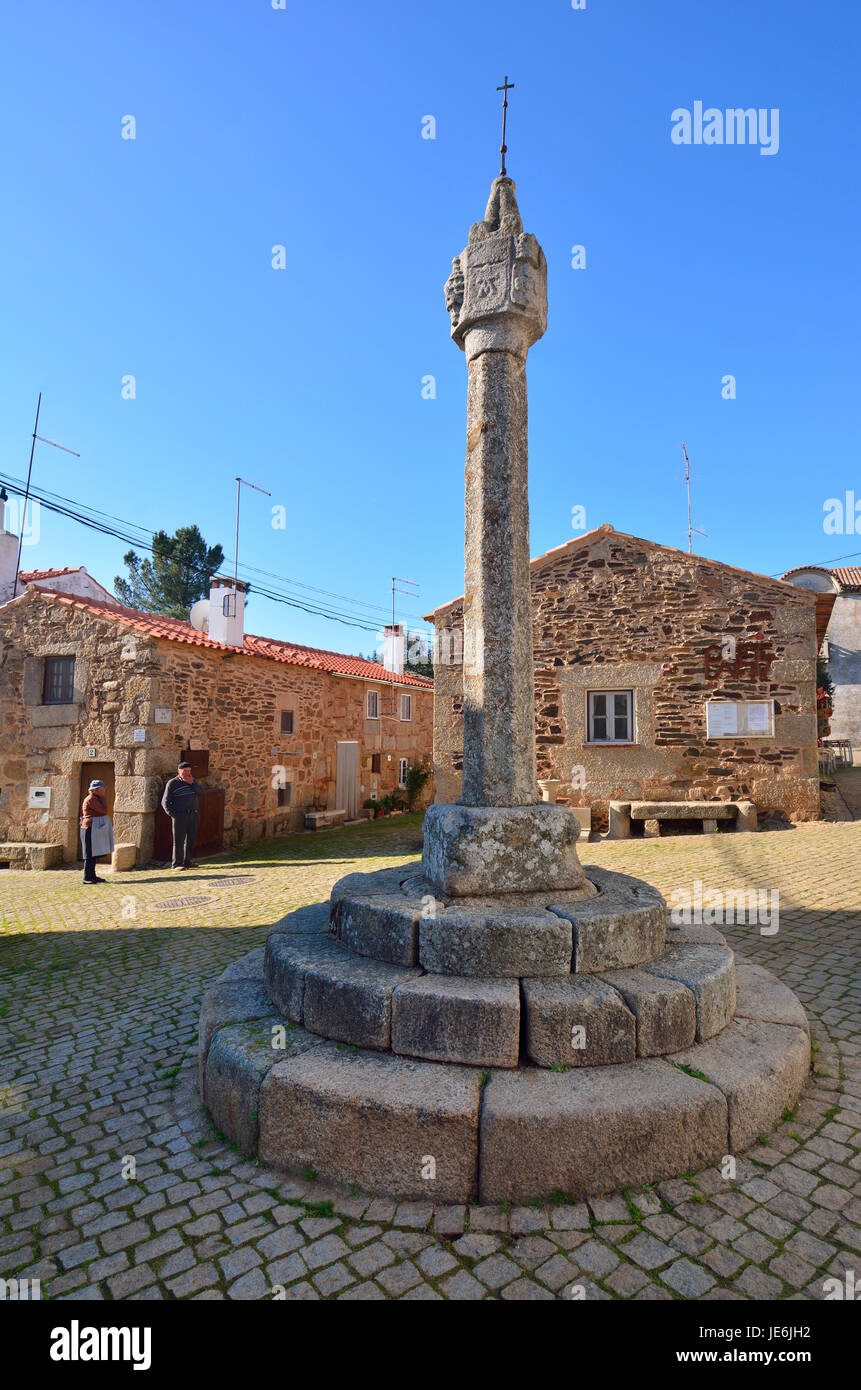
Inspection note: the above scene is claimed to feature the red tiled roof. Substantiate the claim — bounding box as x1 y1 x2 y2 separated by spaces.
18 565 87 582
780 564 861 594
19 589 433 688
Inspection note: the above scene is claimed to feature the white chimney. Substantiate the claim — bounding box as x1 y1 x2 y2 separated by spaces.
383 623 406 675
0 489 20 598
207 575 247 647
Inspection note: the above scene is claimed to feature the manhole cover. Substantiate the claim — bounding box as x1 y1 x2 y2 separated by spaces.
214 876 258 886
155 896 211 910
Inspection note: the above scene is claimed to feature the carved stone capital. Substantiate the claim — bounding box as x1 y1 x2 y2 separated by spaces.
444 179 547 359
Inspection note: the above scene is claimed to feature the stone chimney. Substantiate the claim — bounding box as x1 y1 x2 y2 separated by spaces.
382 623 406 675
207 575 248 647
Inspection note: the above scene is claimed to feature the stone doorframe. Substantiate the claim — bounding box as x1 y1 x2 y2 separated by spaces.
558 662 663 748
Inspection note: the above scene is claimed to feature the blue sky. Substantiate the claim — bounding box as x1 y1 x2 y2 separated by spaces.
1 0 859 655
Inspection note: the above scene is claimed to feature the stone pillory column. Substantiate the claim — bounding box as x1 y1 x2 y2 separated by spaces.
423 177 589 899
455 178 543 807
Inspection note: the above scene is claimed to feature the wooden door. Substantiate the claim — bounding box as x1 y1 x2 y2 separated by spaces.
153 786 225 863
77 762 115 861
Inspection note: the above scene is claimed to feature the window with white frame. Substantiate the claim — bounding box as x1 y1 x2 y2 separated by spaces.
399 693 412 721
587 690 634 744
367 690 380 719
398 758 409 788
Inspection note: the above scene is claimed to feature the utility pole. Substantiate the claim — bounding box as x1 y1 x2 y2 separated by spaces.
12 394 80 598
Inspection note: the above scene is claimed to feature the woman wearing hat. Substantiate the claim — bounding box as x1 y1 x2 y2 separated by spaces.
80 780 114 885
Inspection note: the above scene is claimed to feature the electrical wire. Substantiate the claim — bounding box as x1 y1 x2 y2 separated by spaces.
0 468 433 636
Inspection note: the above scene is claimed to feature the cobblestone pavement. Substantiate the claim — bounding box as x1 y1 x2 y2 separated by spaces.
1 815 858 1301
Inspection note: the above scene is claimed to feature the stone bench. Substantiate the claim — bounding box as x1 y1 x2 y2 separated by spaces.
304 809 347 832
0 842 64 871
608 800 758 839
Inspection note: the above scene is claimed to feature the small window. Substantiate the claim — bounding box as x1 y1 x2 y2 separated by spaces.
367 690 380 719
371 753 381 773
223 592 237 618
277 783 292 808
587 690 634 744
42 656 75 705
399 693 412 722
280 709 294 734
398 758 409 788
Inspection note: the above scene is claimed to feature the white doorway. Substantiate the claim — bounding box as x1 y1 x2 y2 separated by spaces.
336 741 359 820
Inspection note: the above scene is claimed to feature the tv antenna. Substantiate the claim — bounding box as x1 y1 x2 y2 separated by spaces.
12 393 81 598
233 476 271 588
681 442 707 554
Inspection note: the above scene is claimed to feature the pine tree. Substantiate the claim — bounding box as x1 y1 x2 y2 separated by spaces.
114 525 225 620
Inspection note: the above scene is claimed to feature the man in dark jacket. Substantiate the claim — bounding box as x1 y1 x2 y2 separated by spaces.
161 762 204 870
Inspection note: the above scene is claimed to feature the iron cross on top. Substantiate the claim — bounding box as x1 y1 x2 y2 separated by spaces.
497 76 514 176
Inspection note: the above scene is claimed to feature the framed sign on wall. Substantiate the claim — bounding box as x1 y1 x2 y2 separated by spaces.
706 700 775 739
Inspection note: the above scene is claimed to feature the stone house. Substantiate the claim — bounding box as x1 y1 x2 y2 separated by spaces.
427 524 822 833
781 564 860 747
0 579 433 867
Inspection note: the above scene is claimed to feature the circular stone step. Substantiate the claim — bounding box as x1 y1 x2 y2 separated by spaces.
640 944 736 1041
519 942 734 1067
327 861 668 979
198 951 809 1203
391 974 520 1068
263 891 732 1068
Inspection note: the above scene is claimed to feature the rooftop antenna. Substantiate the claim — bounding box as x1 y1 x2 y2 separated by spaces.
681 442 707 554
496 76 514 176
233 476 271 588
12 393 80 599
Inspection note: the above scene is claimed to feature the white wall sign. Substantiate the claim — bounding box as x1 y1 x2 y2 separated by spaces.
87 747 98 759
133 728 146 743
29 786 51 809
707 700 775 739
154 708 172 724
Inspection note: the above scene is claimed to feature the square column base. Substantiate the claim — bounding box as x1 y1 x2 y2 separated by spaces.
423 802 589 899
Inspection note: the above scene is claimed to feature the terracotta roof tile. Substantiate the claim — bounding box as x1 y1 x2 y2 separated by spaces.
18 565 87 582
831 566 861 591
21 589 433 688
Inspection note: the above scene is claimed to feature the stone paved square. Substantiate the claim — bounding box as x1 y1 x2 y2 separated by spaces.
1 814 858 1300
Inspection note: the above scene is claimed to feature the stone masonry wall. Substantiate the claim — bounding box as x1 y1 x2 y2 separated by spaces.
0 592 433 863
432 531 819 832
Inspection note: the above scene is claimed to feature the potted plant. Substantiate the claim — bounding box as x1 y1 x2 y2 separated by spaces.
404 758 433 811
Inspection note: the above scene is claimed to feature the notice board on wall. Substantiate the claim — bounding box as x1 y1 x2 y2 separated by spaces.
706 700 774 739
